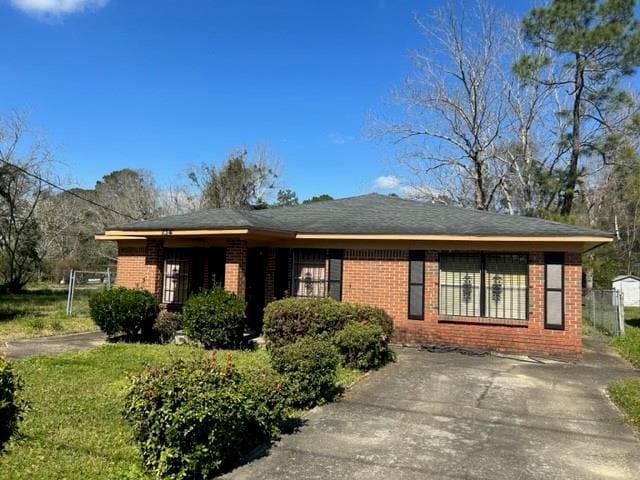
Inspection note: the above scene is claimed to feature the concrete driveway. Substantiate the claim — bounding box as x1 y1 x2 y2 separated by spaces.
0 330 106 359
226 338 640 480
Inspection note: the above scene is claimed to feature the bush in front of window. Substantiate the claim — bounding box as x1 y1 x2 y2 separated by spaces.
89 287 159 339
182 287 246 349
270 335 340 408
333 321 393 371
123 355 289 479
347 304 394 339
0 358 26 451
262 297 347 348
262 297 394 348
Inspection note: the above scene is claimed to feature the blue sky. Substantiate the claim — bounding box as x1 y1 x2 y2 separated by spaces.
2 0 527 200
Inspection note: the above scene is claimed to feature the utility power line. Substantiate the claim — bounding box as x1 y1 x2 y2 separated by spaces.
0 158 137 220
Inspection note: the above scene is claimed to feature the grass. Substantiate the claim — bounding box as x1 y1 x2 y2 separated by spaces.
610 307 640 368
0 286 98 341
608 307 640 433
608 379 640 430
0 343 360 480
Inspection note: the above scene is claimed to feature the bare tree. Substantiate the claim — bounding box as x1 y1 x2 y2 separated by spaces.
188 146 278 209
0 114 52 292
376 0 513 210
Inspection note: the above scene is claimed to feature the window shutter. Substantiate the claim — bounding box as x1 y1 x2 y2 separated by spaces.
544 253 564 329
327 249 343 300
408 250 425 320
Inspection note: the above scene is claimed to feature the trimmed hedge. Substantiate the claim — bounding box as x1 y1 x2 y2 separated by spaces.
123 356 289 479
262 297 393 348
153 310 182 344
89 287 159 339
182 287 246 349
334 321 392 370
0 358 25 451
270 336 340 408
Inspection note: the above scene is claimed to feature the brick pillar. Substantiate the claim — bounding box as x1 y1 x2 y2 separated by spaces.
224 239 247 298
564 252 583 350
144 238 164 301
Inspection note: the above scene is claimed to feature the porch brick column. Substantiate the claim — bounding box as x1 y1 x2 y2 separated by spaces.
143 239 164 301
224 239 247 299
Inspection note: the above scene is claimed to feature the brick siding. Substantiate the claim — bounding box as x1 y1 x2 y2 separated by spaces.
115 241 582 357
224 239 247 298
341 249 582 358
115 239 164 301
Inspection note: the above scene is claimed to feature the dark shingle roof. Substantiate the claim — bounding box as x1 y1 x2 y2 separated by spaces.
113 193 611 238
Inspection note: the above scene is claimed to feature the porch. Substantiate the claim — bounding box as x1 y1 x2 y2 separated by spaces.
117 239 344 332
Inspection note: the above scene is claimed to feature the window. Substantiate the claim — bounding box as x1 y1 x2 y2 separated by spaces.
291 250 327 297
439 254 482 317
439 253 528 320
408 251 425 320
162 248 225 305
484 254 528 320
162 250 191 305
289 249 343 300
544 253 564 329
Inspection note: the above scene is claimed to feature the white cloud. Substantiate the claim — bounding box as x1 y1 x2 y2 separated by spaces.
373 175 400 190
10 0 109 16
328 133 355 145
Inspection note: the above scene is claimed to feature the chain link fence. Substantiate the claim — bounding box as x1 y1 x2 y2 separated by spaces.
582 289 625 336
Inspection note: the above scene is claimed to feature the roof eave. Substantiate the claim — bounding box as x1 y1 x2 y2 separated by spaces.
96 227 296 241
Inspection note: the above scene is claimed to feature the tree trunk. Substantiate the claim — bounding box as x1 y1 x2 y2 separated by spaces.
473 154 487 210
560 57 584 216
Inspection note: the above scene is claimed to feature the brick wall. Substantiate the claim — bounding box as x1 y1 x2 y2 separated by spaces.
115 239 164 301
341 249 582 358
224 239 247 298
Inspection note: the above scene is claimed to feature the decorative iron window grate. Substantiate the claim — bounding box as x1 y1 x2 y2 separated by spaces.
291 250 327 298
162 250 192 305
439 253 528 320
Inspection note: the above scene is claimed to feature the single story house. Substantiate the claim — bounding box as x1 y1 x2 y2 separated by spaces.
97 194 612 357
612 274 640 307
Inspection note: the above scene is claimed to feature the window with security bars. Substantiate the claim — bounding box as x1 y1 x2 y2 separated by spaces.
439 253 528 320
287 249 343 300
162 250 192 305
292 250 327 298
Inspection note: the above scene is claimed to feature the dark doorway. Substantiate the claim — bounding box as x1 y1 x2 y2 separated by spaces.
246 248 268 333
191 248 226 293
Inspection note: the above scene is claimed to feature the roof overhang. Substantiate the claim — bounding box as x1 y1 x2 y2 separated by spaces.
95 227 295 241
96 229 613 253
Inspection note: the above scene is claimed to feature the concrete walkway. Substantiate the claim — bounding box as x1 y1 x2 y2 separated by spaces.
0 330 106 359
226 338 640 480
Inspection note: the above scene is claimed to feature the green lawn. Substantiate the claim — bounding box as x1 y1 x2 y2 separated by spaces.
608 307 640 432
610 307 640 368
608 379 640 430
0 287 98 341
0 343 360 480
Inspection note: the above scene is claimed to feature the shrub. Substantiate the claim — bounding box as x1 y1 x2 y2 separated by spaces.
270 336 340 408
123 356 288 479
182 287 246 349
334 321 392 370
88 287 159 339
0 358 25 451
348 304 394 339
262 297 394 347
153 310 182 344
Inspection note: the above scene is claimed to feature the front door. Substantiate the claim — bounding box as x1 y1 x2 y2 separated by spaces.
246 248 267 333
